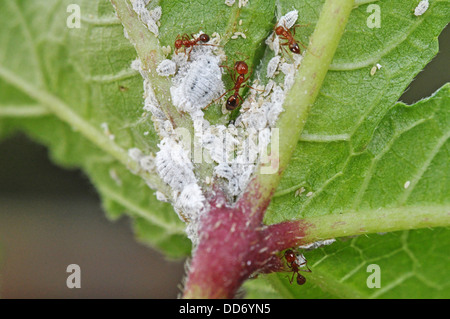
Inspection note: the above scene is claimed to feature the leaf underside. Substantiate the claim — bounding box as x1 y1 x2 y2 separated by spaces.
0 0 448 297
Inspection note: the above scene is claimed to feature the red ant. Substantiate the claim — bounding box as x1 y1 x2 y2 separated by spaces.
204 60 254 111
274 22 308 55
284 249 311 285
174 33 212 58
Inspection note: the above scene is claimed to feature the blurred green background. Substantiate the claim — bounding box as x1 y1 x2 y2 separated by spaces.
0 26 448 299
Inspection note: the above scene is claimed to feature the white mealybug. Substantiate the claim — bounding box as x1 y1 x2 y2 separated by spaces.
149 6 162 21
170 54 225 113
228 177 240 196
295 253 307 268
263 80 275 97
278 10 298 29
156 137 196 192
156 59 177 76
266 34 281 56
109 168 122 186
130 1 161 36
295 187 305 197
139 155 156 172
175 183 205 217
267 56 281 78
231 31 247 39
239 0 249 8
131 58 141 72
101 122 115 140
414 0 429 16
155 191 168 202
370 63 382 76
148 19 160 36
238 164 255 191
128 147 144 162
266 85 285 127
225 0 235 6
370 65 377 76
298 239 336 250
144 101 166 120
280 62 296 90
280 62 295 76
214 162 234 180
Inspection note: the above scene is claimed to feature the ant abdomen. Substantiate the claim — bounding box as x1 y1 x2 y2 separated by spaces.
226 95 240 111
198 33 210 43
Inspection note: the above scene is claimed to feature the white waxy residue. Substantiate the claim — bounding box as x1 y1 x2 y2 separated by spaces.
298 239 336 250
130 1 161 36
156 59 177 76
414 0 429 16
267 56 281 78
277 10 298 29
170 53 225 113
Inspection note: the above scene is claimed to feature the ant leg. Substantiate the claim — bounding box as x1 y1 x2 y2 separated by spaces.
298 263 312 273
292 23 310 36
285 272 296 284
191 27 203 39
187 46 193 60
242 72 263 92
290 271 296 284
298 40 308 51
297 257 312 273
203 88 233 110
279 43 290 58
243 83 264 92
279 40 292 57
228 67 237 83
235 51 251 62
218 64 237 84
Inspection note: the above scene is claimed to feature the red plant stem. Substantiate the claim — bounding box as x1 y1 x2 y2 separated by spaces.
182 0 354 298
182 191 309 299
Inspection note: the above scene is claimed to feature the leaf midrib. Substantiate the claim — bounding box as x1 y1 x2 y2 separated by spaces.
0 64 185 234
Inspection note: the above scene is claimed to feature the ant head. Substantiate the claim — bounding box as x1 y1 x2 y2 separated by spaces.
289 42 301 54
234 61 248 75
284 249 296 264
174 39 183 49
198 33 210 42
226 95 241 111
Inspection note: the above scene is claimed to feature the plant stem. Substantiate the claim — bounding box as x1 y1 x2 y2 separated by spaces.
244 0 355 221
297 205 450 242
183 0 355 298
110 0 190 131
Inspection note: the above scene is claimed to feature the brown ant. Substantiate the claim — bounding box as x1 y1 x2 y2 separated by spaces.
284 249 311 285
274 22 308 55
204 60 254 111
174 33 213 58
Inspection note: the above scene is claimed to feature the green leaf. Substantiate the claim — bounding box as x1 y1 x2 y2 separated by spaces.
245 227 450 298
245 83 450 298
0 0 276 257
266 0 449 225
256 0 450 297
0 0 190 258
0 0 448 298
